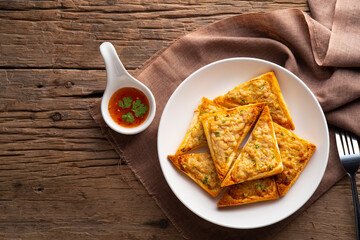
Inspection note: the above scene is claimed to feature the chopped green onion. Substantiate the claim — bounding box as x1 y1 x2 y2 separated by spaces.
255 184 264 191
203 176 208 184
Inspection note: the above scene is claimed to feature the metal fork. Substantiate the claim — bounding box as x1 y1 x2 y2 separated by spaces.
335 129 360 240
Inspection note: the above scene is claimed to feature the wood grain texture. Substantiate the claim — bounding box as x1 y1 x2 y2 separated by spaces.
0 1 357 239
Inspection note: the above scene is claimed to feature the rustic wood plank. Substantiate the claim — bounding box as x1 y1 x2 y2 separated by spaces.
0 0 309 69
1 1 358 239
0 67 358 239
0 66 184 239
277 178 357 240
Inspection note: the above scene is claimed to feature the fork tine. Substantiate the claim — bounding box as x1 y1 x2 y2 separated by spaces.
340 130 350 155
351 133 360 155
345 131 354 155
335 131 345 157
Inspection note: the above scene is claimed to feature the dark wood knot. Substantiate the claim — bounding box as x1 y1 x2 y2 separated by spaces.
51 112 62 121
64 81 74 88
33 186 44 193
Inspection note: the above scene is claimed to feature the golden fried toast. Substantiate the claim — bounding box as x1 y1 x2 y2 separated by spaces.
221 106 283 187
167 153 223 197
175 97 227 155
202 103 265 181
214 72 295 130
217 177 279 207
273 123 316 197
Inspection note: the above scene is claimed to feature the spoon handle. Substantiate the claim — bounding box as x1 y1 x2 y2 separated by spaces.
100 42 129 81
350 173 360 240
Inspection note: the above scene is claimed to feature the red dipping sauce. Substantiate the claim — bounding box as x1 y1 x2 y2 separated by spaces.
108 87 150 128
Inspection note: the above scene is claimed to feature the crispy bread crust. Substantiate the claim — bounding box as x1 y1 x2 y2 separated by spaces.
214 72 295 130
202 103 265 181
217 177 279 207
273 123 316 197
167 153 223 197
175 97 226 155
221 106 283 187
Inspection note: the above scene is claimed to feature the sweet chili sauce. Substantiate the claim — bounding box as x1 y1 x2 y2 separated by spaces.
108 87 150 128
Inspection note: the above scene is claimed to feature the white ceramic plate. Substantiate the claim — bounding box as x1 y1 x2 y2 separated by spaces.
157 58 329 229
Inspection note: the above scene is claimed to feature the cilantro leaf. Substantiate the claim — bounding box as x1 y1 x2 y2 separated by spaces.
122 112 135 123
132 99 148 117
118 96 132 109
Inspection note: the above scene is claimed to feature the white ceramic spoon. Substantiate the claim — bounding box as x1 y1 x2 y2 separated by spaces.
100 42 156 135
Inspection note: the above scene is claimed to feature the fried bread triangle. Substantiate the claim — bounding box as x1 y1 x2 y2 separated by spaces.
214 72 295 130
167 153 223 197
273 122 316 197
221 106 283 187
202 103 265 181
217 177 279 207
175 97 227 155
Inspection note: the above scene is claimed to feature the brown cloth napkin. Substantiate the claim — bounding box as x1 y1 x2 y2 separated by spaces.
90 1 360 239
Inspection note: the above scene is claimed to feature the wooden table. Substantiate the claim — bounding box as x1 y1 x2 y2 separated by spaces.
0 1 357 239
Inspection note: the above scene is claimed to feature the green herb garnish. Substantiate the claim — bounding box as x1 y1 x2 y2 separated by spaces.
197 136 201 141
215 132 220 137
255 184 263 191
269 164 273 170
259 86 264 90
122 112 135 123
119 96 149 123
132 99 149 117
241 99 245 103
255 144 259 149
119 96 132 109
203 176 208 185
271 154 275 159
222 120 226 123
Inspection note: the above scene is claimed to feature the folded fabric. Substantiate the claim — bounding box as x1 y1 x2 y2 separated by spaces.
90 0 360 238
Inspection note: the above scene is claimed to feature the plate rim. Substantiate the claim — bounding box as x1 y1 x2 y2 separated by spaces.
157 57 329 229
